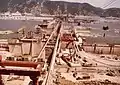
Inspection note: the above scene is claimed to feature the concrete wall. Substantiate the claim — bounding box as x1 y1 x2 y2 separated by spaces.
112 46 120 55
8 39 43 57
10 44 22 56
22 42 31 55
31 42 42 57
83 44 120 55
9 39 22 56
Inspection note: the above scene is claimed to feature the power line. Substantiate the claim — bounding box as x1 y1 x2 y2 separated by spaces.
103 0 118 9
102 0 113 8
103 0 114 8
106 0 119 8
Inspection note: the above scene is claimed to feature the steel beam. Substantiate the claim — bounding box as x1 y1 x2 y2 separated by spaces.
0 61 38 68
0 67 40 76
37 23 60 61
44 22 62 85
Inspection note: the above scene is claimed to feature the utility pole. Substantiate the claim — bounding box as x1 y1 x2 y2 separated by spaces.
57 5 60 16
8 0 13 12
40 0 49 14
64 3 67 14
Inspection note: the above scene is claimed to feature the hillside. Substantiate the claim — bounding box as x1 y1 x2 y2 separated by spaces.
0 0 120 17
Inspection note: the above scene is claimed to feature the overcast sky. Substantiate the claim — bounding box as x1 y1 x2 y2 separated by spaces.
50 0 120 9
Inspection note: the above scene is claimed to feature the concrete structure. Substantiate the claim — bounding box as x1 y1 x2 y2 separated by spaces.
83 44 120 55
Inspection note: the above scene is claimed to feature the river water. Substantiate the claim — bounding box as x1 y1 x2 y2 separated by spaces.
0 19 120 44
0 19 41 31
74 19 120 44
0 19 42 39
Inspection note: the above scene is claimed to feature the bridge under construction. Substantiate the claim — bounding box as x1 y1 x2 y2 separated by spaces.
0 17 120 85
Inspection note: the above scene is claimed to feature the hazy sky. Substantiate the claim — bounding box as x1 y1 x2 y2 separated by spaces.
51 0 120 8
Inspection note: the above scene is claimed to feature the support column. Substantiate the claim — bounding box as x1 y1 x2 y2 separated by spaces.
0 75 4 85
30 76 38 85
93 44 97 53
109 45 112 54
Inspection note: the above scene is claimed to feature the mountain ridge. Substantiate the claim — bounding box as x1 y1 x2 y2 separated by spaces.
0 0 120 17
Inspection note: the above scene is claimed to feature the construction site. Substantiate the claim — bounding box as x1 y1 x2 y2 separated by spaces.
0 15 120 85
0 0 120 84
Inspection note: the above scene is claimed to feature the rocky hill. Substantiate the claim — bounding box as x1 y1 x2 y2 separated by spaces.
0 0 120 17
